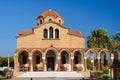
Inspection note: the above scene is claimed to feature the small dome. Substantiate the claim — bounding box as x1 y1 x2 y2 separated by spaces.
37 9 63 19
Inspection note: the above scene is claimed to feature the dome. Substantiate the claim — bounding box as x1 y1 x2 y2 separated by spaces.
37 9 63 19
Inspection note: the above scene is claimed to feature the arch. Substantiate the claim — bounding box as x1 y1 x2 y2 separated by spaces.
17 49 29 56
99 49 108 57
73 50 84 71
60 49 71 56
18 50 29 71
44 47 58 57
61 51 69 64
72 49 85 57
31 49 42 56
60 49 71 71
85 49 98 59
86 49 98 71
43 29 48 38
46 50 57 71
32 50 42 71
99 49 109 69
74 51 82 64
49 27 53 38
55 29 59 38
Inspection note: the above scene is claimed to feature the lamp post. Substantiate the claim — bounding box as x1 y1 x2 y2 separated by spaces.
8 53 9 69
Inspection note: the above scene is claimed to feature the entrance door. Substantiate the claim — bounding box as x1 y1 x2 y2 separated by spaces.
47 57 55 71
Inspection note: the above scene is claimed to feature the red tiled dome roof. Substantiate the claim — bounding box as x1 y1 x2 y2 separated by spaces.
37 9 63 19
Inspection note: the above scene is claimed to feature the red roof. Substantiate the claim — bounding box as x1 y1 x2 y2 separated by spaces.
18 30 32 35
67 30 84 38
37 10 63 19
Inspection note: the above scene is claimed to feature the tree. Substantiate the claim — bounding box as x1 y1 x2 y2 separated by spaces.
108 32 120 61
87 28 110 48
87 58 92 70
0 56 14 67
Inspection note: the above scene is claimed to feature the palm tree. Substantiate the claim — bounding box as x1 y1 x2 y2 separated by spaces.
108 32 120 61
87 28 110 48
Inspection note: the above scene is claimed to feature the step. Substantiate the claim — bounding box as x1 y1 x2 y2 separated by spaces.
17 71 84 78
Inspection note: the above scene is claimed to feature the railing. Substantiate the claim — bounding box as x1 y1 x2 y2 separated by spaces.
73 66 83 71
33 67 43 71
19 67 29 72
60 67 67 71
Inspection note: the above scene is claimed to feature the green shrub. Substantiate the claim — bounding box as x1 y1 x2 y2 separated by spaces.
95 67 110 80
102 66 109 74
95 71 103 80
103 75 109 80
4 68 9 73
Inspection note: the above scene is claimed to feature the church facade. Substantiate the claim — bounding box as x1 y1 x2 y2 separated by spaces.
14 10 111 76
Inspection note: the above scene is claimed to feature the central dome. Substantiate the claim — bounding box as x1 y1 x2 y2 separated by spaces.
37 10 64 25
37 9 63 19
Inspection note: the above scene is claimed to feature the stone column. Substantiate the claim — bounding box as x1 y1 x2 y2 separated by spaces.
104 55 108 67
94 59 96 71
42 57 46 71
110 54 114 79
97 57 100 71
111 56 114 64
84 57 87 71
48 30 49 39
57 57 61 71
53 30 55 39
29 56 32 72
71 57 74 71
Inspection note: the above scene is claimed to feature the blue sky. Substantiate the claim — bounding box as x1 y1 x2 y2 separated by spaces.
0 0 120 57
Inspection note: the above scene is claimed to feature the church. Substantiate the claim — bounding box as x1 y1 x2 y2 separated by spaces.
14 10 111 76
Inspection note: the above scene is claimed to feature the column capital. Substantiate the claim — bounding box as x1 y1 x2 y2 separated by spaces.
111 57 114 60
29 57 32 60
71 57 74 59
97 57 100 59
84 57 87 59
57 57 61 59
42 57 45 59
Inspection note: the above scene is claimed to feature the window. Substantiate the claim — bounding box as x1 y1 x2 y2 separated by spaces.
74 56 79 64
62 55 66 64
55 29 59 38
49 27 53 38
59 20 61 24
44 29 48 38
40 20 42 24
49 19 52 22
23 55 27 64
36 56 40 64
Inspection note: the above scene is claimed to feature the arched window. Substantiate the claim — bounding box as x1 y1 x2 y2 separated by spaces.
49 27 53 38
23 55 27 64
44 29 48 38
74 56 79 64
49 19 52 22
62 55 66 64
59 20 61 24
36 56 40 64
55 29 59 38
40 20 42 24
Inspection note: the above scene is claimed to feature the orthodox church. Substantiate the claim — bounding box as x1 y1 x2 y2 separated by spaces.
14 10 110 76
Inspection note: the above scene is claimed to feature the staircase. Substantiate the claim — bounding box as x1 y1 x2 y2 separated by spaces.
9 71 84 80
